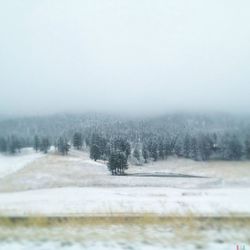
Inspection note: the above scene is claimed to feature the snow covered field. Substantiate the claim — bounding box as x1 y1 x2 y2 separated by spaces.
0 187 250 217
0 150 250 249
0 148 43 178
1 151 250 192
0 150 250 216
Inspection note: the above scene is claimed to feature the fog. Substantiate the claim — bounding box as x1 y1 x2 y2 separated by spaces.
0 0 250 116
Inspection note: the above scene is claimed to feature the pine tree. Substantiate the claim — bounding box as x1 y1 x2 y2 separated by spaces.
245 136 250 159
113 138 131 159
174 142 182 157
91 133 107 159
142 144 149 163
133 148 140 162
190 137 198 161
0 137 7 153
108 151 128 175
164 141 171 158
158 141 164 160
198 134 213 161
183 134 191 158
33 135 40 152
220 134 242 160
90 144 101 161
151 143 158 161
73 132 83 150
228 135 242 160
40 137 50 154
58 137 70 155
7 135 21 154
107 152 117 175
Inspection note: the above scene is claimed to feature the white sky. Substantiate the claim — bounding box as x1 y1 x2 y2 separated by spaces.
0 0 250 115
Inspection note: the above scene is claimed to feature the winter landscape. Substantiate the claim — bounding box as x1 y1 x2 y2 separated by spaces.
0 113 250 250
1 0 250 249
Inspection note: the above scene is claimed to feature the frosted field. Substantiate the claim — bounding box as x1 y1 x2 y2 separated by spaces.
0 187 250 217
0 149 250 249
0 148 43 178
1 150 250 192
0 149 250 216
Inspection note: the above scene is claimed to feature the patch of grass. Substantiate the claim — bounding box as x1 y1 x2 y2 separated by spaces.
1 214 250 227
0 215 250 247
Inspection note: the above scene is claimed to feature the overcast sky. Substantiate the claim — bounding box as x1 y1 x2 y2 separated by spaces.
0 0 250 116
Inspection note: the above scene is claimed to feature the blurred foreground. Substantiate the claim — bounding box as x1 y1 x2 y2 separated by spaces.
0 217 249 250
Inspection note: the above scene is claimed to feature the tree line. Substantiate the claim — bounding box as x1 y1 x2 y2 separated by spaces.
86 132 250 175
1 113 250 175
1 130 250 163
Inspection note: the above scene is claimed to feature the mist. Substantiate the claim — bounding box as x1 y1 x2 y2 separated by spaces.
0 0 250 116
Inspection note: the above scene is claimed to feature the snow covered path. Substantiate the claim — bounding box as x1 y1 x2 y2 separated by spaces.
0 187 249 217
0 148 43 178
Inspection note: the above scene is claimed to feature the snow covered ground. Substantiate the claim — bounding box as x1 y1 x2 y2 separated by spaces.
1 151 250 192
0 217 249 250
0 148 43 178
0 150 250 249
0 150 250 216
0 187 249 216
